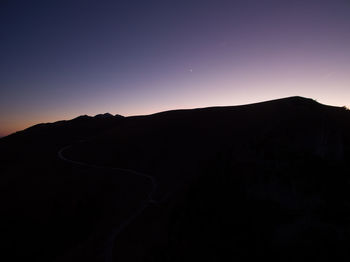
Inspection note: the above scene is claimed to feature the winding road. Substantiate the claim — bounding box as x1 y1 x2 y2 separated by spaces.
56 142 164 262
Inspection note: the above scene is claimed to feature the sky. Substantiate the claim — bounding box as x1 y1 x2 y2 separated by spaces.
1 0 350 136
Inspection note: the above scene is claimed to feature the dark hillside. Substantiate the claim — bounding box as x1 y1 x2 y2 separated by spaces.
1 97 350 261
0 113 124 168
0 114 126 262
65 97 349 196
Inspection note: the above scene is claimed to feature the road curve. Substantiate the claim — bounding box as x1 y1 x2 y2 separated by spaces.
57 143 160 262
58 145 157 200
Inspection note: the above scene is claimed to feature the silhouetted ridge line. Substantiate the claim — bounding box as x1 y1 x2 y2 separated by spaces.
1 96 343 138
142 96 323 118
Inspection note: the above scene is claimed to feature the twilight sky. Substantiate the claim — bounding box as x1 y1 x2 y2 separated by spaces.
1 0 350 136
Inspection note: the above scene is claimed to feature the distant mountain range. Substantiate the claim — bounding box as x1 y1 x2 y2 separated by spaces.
1 96 350 261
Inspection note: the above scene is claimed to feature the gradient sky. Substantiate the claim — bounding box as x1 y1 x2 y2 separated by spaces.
1 0 350 136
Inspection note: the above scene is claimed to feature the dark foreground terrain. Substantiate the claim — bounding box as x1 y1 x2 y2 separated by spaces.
1 96 350 261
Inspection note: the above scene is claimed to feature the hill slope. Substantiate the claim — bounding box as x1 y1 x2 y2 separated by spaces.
1 96 350 261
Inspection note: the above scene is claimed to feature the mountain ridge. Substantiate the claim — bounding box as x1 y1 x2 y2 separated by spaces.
1 95 350 261
0 96 338 139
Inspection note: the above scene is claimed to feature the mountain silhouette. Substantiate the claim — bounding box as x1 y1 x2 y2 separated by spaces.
1 96 350 261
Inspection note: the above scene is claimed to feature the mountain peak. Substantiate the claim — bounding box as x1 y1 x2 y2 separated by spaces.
94 113 114 119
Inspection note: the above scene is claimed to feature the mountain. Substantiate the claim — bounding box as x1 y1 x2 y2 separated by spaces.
1 97 350 261
0 113 124 167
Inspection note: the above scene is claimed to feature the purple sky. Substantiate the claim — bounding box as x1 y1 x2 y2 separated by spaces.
1 0 350 136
